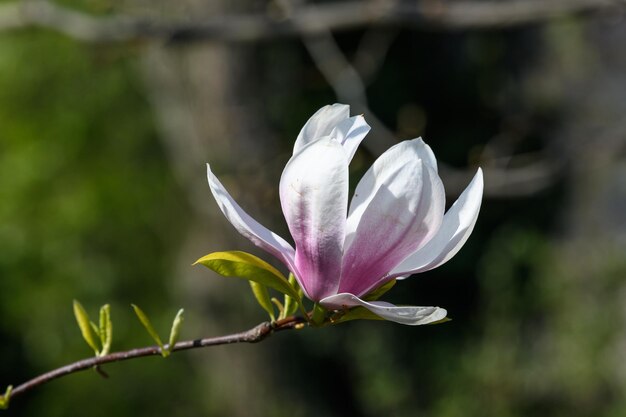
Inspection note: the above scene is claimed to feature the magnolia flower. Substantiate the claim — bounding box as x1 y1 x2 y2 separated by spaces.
207 104 483 325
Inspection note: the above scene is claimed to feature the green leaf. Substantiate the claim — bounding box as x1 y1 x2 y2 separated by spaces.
311 303 326 326
167 309 184 354
282 273 300 319
249 281 276 321
329 307 385 325
73 300 100 355
0 386 12 410
89 321 100 338
364 279 396 301
131 304 167 357
98 304 112 356
270 297 285 315
195 251 305 315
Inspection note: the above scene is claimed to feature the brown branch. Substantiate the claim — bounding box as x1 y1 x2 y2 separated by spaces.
4 316 305 405
0 0 622 44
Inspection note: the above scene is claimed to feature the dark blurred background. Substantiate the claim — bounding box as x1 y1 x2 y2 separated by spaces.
1 0 626 416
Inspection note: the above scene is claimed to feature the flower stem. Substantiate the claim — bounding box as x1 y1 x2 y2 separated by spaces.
2 315 306 408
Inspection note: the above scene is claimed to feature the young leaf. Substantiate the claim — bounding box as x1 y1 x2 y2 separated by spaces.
73 300 100 355
363 279 397 301
167 309 184 354
89 322 100 338
98 304 113 356
249 281 276 321
271 297 285 315
282 273 301 319
311 303 326 327
195 251 305 315
0 386 12 410
131 304 167 357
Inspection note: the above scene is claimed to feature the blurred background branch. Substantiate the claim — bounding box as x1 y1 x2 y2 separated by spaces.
0 0 618 196
0 0 623 43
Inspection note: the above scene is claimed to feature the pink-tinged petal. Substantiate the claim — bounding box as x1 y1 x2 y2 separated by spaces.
280 138 349 301
320 293 447 326
339 139 445 297
206 164 300 282
345 138 443 240
329 115 371 162
389 168 483 279
294 104 350 154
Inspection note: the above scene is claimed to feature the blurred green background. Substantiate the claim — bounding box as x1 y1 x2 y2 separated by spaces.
1 1 626 416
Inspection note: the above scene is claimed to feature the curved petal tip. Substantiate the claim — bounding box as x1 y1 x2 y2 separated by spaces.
390 167 483 278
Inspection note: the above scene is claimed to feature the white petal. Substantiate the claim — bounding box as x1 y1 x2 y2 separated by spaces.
280 138 349 301
339 139 445 296
329 115 371 161
320 293 447 326
390 168 483 278
294 104 350 154
414 137 438 173
206 164 299 277
345 138 444 242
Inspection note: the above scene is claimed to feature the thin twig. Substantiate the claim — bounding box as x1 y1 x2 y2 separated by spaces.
5 316 305 404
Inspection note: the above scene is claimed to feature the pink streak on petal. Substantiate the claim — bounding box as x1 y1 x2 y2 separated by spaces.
280 138 349 301
339 140 445 297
